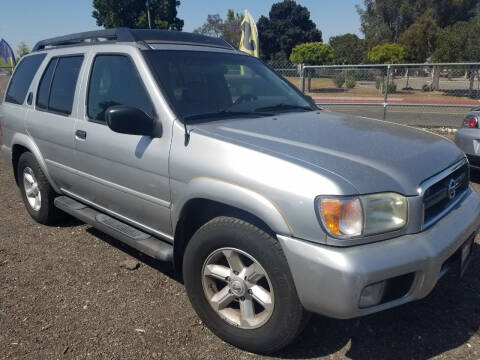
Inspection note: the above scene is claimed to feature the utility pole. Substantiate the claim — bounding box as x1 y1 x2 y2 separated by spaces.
146 0 152 29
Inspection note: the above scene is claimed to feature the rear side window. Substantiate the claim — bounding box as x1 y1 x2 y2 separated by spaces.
36 56 83 115
5 54 46 105
36 58 57 110
37 55 83 115
49 57 83 114
87 55 154 122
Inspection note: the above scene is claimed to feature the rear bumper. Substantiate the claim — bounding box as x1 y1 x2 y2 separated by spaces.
455 129 480 168
278 188 480 319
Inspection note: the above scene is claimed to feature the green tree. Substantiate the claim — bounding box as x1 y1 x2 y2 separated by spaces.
329 33 365 64
432 16 480 92
432 0 479 28
357 0 478 49
432 16 480 62
367 43 404 63
92 0 183 30
289 42 333 65
357 0 424 48
257 0 322 61
193 14 224 37
17 42 30 59
222 10 243 46
399 11 440 62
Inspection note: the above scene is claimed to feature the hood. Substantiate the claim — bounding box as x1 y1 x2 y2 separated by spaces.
192 111 464 196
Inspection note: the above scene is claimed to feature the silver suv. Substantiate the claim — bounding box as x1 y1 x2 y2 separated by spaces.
1 28 479 353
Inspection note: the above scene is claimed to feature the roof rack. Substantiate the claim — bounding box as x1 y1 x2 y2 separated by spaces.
32 28 235 52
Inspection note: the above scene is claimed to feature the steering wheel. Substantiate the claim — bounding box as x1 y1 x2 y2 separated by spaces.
234 94 258 105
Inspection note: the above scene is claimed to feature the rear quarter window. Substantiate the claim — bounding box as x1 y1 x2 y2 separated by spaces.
36 58 57 110
5 54 46 105
35 55 84 115
48 56 83 115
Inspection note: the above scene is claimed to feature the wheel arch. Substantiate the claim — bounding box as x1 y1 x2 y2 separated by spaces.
172 177 293 274
10 133 60 192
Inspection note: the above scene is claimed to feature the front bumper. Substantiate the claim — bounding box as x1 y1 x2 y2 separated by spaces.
278 188 480 319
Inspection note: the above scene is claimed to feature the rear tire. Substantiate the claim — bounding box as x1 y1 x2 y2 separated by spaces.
183 216 309 354
17 152 64 225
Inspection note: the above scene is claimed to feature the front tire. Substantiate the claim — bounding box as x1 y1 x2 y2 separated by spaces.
183 216 308 353
17 152 64 225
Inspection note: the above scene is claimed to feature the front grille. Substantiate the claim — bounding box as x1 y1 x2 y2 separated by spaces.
423 163 469 227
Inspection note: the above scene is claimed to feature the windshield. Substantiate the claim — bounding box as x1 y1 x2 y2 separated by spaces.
143 50 314 120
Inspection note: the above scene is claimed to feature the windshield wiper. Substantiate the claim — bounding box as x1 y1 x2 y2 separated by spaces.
183 110 273 121
254 103 313 113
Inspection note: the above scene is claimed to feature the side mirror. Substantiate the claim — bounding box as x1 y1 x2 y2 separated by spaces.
304 94 317 107
303 95 320 109
105 106 154 136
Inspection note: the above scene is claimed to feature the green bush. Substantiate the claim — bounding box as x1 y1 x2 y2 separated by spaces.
375 76 396 93
387 82 397 93
345 69 360 81
345 77 357 89
334 73 346 88
290 42 334 65
375 76 384 90
422 83 432 92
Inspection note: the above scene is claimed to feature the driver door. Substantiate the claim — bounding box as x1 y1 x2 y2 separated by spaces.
71 50 172 239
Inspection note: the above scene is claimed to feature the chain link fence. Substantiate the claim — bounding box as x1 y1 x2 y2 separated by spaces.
266 61 300 78
270 62 480 128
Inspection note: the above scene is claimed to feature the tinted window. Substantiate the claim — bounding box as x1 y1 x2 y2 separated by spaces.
87 55 154 122
5 54 46 105
48 56 83 115
36 58 57 110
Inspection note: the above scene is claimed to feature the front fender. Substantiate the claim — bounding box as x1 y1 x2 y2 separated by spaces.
171 176 293 236
8 133 60 193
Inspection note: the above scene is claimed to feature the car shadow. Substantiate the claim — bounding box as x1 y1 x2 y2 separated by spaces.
85 227 181 283
443 89 480 99
47 216 84 228
275 243 480 359
309 88 346 94
85 224 478 360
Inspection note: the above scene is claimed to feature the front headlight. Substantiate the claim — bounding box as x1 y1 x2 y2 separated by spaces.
317 193 407 238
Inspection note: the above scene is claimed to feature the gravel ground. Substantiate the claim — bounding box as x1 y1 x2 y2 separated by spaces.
0 129 479 360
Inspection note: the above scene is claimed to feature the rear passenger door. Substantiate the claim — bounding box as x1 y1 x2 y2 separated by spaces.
26 54 84 189
2 54 46 152
71 50 172 239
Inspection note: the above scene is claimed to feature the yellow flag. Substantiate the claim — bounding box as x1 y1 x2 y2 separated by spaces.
239 10 259 58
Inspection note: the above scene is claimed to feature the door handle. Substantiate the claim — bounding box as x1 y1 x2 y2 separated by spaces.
75 130 87 140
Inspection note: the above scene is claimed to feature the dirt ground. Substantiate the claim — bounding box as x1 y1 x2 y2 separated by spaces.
0 129 479 359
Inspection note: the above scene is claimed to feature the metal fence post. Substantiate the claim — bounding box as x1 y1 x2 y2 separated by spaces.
301 64 306 94
307 68 312 92
383 64 391 121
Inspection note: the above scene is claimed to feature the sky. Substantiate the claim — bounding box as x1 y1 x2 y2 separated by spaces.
1 0 363 56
